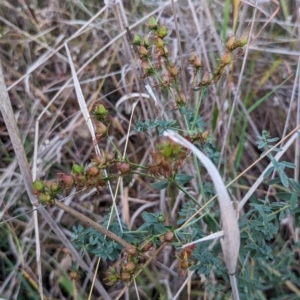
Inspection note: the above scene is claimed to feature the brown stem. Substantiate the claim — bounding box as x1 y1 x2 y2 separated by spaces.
55 200 131 248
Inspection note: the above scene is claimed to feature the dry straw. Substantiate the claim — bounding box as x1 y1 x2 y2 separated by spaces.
164 130 240 300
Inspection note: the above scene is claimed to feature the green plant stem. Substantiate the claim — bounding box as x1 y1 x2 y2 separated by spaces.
193 154 207 203
127 162 148 169
131 171 155 178
191 88 205 130
268 204 290 217
174 181 201 207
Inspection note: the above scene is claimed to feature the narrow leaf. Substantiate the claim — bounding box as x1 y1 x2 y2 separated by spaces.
175 174 194 185
279 171 289 187
290 192 298 210
150 181 168 190
263 166 274 179
289 178 300 193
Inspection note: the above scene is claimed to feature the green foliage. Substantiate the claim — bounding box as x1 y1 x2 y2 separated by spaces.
191 244 225 277
72 214 137 261
134 117 179 136
137 211 167 237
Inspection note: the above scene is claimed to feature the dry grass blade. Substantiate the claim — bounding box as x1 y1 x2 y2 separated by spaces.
0 63 111 300
164 130 240 298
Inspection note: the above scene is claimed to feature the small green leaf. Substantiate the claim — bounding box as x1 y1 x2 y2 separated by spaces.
270 156 279 169
203 215 219 232
267 177 281 185
279 171 289 187
263 166 274 179
141 211 155 222
279 161 295 169
266 137 280 143
290 192 298 210
289 178 300 193
174 174 194 185
150 181 168 190
294 210 300 227
276 192 293 201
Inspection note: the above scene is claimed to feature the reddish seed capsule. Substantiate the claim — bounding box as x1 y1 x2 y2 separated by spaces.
138 46 149 57
87 166 99 176
125 246 138 256
193 55 202 69
120 271 131 281
220 51 232 66
105 152 115 162
142 242 153 252
93 155 106 166
58 173 75 188
201 70 210 85
116 163 131 174
164 231 174 242
169 65 179 77
95 121 107 136
123 261 136 273
225 35 236 50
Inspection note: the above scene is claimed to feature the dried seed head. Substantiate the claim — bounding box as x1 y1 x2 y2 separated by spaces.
58 173 75 188
141 61 154 76
188 50 197 64
154 37 164 49
69 270 81 281
164 231 174 242
201 70 210 85
138 46 149 58
116 162 131 174
93 155 106 166
225 35 237 50
201 130 209 140
125 246 138 256
177 91 186 105
123 261 136 273
105 152 115 162
142 242 153 252
238 33 248 47
95 121 107 136
45 181 61 193
161 74 170 86
120 271 131 281
220 51 232 66
87 166 99 176
168 65 179 78
193 55 202 69
162 45 169 57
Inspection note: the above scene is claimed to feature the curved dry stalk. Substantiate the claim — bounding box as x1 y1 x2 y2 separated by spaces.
164 130 240 299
